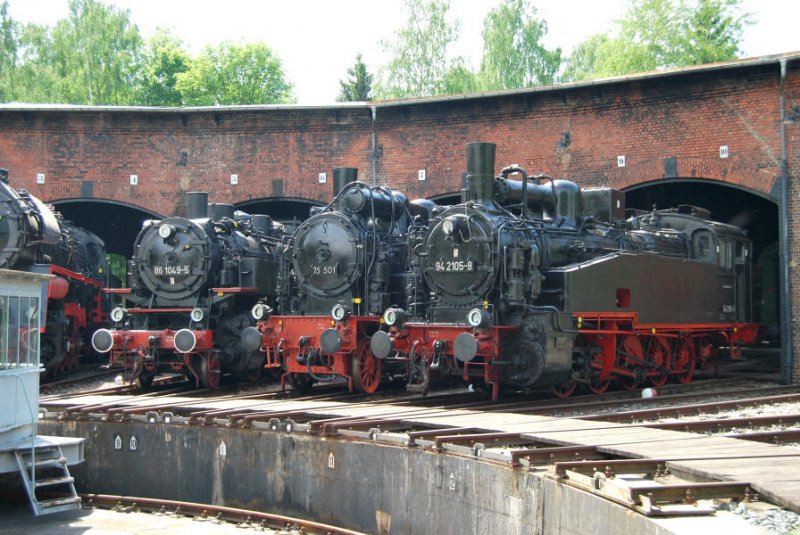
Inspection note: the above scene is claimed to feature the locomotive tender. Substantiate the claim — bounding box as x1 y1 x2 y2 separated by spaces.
246 168 433 393
370 142 759 399
0 168 109 374
91 192 284 388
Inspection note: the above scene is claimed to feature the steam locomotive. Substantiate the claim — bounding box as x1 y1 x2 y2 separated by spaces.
91 192 284 388
369 143 759 399
245 168 433 393
0 168 110 375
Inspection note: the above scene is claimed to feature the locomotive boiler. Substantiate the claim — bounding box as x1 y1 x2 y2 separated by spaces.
91 192 284 388
371 143 759 399
0 168 110 374
246 168 432 394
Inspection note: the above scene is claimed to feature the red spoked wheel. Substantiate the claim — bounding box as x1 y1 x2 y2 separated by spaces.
552 380 578 399
352 340 382 394
588 376 610 395
617 335 644 390
672 335 696 384
646 336 671 387
200 356 221 389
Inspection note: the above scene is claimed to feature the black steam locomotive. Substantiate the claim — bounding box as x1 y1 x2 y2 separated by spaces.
247 168 432 393
370 143 759 399
91 192 284 388
0 169 110 375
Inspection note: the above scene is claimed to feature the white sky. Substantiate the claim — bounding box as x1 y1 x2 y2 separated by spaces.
6 0 800 104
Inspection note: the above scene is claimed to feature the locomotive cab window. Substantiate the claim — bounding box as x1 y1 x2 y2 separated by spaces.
691 230 716 263
717 237 734 272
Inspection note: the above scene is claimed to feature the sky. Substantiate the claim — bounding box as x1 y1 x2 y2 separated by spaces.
6 0 800 104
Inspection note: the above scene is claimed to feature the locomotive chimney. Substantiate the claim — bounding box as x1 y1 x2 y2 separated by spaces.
185 192 209 219
210 203 235 220
465 142 496 204
333 167 358 197
251 214 273 233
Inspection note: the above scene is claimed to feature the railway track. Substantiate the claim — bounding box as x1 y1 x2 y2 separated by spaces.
40 372 800 520
80 494 364 535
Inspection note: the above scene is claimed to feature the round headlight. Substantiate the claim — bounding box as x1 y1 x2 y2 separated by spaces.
467 307 490 328
442 218 455 236
331 304 350 322
190 308 205 322
383 307 405 327
110 307 127 323
158 223 174 239
251 303 271 320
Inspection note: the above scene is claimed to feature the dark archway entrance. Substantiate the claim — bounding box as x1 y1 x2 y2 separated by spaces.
236 197 323 233
624 179 780 342
51 199 161 257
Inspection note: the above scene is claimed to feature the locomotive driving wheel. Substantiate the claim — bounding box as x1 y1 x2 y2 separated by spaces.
617 335 644 390
352 340 382 394
552 379 577 398
200 356 221 389
588 376 610 395
672 335 696 384
646 336 671 387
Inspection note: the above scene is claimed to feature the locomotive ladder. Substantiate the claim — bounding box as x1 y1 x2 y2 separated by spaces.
13 443 81 515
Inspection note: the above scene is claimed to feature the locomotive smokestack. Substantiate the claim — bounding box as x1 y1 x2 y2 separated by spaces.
466 142 496 204
186 192 209 219
333 167 358 197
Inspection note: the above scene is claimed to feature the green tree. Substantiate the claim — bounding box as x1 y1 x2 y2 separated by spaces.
0 1 16 100
175 41 294 106
479 0 561 90
138 29 189 106
376 0 462 99
337 53 373 102
11 22 61 103
563 0 752 82
50 0 143 104
442 61 480 94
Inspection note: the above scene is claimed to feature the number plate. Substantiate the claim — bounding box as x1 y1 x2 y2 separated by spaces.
152 265 191 276
310 264 338 276
433 260 475 272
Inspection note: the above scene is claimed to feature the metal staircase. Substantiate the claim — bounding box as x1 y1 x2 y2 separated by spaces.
13 443 81 515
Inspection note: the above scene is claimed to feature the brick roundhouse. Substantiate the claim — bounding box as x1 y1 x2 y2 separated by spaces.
1 52 798 381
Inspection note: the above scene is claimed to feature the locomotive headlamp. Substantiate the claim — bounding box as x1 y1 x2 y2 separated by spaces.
158 223 175 239
173 329 197 353
442 217 455 236
383 307 406 327
251 303 272 321
331 303 350 322
110 307 127 323
466 307 491 328
190 308 205 323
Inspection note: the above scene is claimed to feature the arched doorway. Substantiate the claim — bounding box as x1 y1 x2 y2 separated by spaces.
624 179 780 342
52 199 162 285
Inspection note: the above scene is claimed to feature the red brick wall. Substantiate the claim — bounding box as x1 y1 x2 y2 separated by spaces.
1 60 798 380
